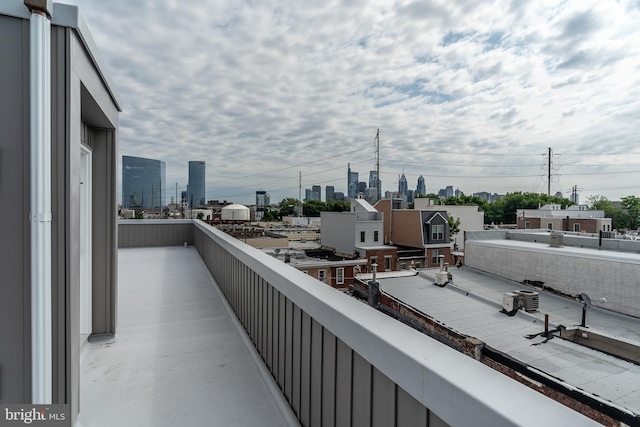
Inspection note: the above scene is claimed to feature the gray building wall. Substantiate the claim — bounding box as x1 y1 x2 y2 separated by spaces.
321 212 356 254
0 3 120 423
465 233 640 318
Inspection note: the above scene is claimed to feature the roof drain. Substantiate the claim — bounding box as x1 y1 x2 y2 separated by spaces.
26 0 53 404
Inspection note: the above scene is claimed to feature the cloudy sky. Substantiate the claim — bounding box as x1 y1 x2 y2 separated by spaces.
61 0 640 205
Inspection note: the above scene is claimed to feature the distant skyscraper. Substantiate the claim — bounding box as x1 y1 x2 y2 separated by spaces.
368 171 378 190
416 175 426 196
348 163 359 199
334 191 345 201
122 155 166 210
256 190 270 220
357 182 367 194
368 171 380 204
398 173 408 196
305 186 321 201
326 185 335 202
187 161 206 207
445 185 454 198
570 192 579 204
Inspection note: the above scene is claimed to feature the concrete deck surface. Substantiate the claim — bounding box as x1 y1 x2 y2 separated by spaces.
75 246 297 427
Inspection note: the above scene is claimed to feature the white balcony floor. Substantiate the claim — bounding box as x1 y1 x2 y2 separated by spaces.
75 246 297 427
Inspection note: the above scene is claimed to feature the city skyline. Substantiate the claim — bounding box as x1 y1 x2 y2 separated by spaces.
61 0 640 205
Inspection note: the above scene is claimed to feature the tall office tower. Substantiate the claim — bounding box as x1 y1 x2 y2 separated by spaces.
312 185 322 201
122 155 166 210
357 182 367 194
416 175 426 196
326 185 335 202
347 163 359 199
368 170 378 190
256 190 270 219
187 161 206 208
445 185 454 198
398 172 408 196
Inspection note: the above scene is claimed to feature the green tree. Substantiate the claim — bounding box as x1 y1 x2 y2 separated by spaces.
196 212 204 220
278 198 301 218
447 216 461 235
261 208 278 221
621 196 640 230
587 195 632 230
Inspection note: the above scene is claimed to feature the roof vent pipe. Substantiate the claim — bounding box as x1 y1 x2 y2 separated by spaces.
368 263 380 307
26 0 53 404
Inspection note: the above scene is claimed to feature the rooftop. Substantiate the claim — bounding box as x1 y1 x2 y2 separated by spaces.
75 246 296 427
378 267 640 417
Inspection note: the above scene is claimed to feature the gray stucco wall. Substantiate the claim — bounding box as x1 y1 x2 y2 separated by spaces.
465 240 640 318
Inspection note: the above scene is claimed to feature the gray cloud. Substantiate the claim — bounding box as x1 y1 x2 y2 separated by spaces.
59 0 640 203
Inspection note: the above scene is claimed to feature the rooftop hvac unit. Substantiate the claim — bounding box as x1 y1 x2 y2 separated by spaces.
549 233 563 247
516 290 539 312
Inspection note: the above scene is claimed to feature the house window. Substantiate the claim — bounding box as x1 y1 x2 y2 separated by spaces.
318 269 326 283
370 256 378 269
374 230 379 242
524 221 530 229
574 223 580 232
414 261 421 269
336 268 344 285
400 262 406 270
431 225 444 240
431 249 443 265
384 256 392 271
547 223 553 230
603 224 609 231
360 231 365 243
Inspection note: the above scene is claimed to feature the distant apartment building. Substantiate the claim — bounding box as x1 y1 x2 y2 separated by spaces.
187 160 206 208
122 155 166 210
321 199 397 272
375 199 452 268
413 199 485 250
334 191 345 201
516 204 611 233
438 185 454 198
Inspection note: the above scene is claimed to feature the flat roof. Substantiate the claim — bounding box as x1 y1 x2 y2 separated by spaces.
468 238 640 265
378 267 640 417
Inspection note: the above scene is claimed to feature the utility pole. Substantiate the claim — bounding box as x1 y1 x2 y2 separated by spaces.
299 171 303 217
547 147 552 197
375 129 381 202
175 182 178 217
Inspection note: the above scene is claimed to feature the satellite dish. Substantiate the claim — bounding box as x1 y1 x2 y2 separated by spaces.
580 293 592 307
274 248 281 255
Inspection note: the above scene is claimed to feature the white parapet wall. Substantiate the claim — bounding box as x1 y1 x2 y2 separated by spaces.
464 238 640 318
